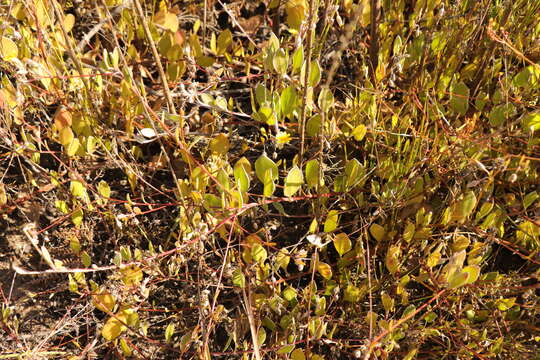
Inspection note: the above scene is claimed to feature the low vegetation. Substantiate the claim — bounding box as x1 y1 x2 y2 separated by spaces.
0 0 538 359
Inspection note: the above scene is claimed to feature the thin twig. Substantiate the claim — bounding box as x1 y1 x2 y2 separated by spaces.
132 0 178 117
299 0 317 165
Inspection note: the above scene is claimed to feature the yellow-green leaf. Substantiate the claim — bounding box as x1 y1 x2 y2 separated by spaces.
232 268 245 288
333 233 352 256
285 0 307 30
282 286 297 301
102 315 125 341
255 154 278 183
217 29 233 56
63 13 75 33
1 36 18 61
385 245 401 275
121 265 143 286
352 124 367 141
369 223 385 242
92 289 116 313
59 127 74 147
305 159 320 188
317 262 332 280
324 210 339 233
98 180 111 199
251 243 267 264
66 138 81 157
290 348 306 360
209 133 230 155
284 165 304 197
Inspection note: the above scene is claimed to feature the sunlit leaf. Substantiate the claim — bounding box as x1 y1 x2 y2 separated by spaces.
290 348 305 360
285 0 307 30
1 36 18 61
209 133 230 155
121 265 143 286
251 243 267 264
305 159 321 188
92 289 116 313
449 82 469 115
317 262 332 280
101 315 125 341
344 284 362 303
369 223 385 242
309 60 321 87
98 180 111 199
282 286 297 301
281 86 298 117
385 245 401 275
216 29 233 56
292 45 303 73
318 87 334 113
333 233 352 256
352 124 367 141
324 210 339 233
255 154 278 183
232 268 245 288
284 165 304 197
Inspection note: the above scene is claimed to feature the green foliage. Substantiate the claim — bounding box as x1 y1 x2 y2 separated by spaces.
0 1 537 359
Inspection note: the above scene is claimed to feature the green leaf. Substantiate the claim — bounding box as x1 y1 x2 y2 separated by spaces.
344 159 365 189
285 0 306 30
72 208 84 227
234 160 250 193
475 202 494 221
165 323 175 343
451 236 470 253
523 191 539 210
318 87 334 113
452 191 477 223
290 348 306 360
333 233 352 256
232 268 245 288
277 344 295 354
489 103 515 127
251 243 267 264
275 249 290 270
92 289 116 313
255 154 278 183
292 45 303 73
462 265 480 285
344 284 362 303
317 262 332 280
385 245 401 275
305 159 321 188
284 165 304 197
324 210 339 233
98 180 111 199
101 315 125 341
273 48 288 75
255 84 270 105
0 36 18 61
254 106 275 125
69 180 86 198
282 286 297 301
309 60 321 87
306 114 322 137
209 133 230 155
449 81 469 115
521 111 540 133
352 124 367 141
216 29 232 56
263 168 276 196
369 223 386 242
447 269 470 289
281 86 298 118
